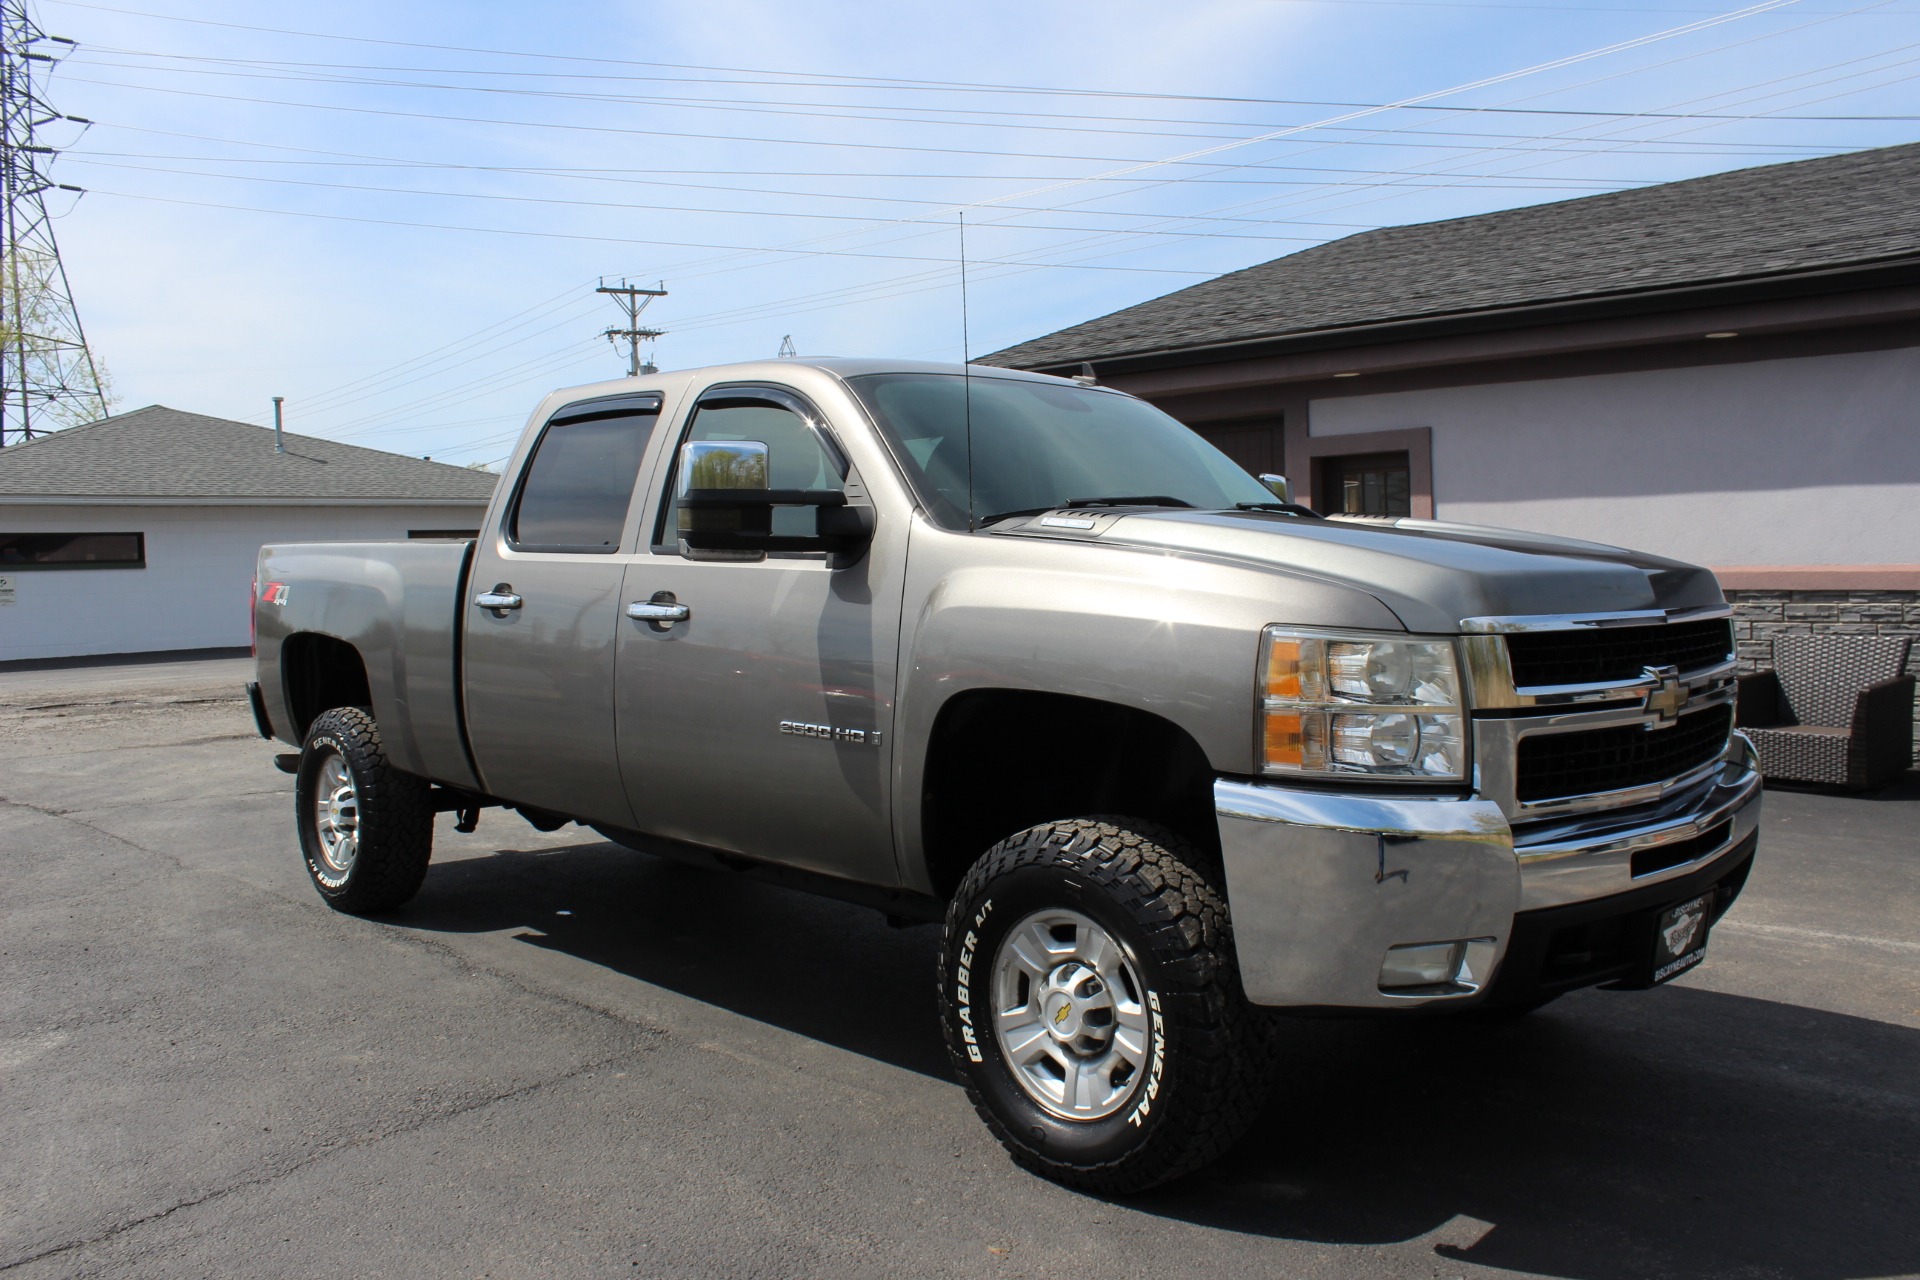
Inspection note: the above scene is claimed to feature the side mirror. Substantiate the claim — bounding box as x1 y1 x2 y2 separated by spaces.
1258 473 1295 504
685 439 769 492
676 439 874 557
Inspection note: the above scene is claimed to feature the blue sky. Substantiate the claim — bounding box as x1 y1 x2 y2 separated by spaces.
29 0 1920 467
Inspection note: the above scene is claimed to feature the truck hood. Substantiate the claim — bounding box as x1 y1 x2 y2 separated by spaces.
1070 509 1723 634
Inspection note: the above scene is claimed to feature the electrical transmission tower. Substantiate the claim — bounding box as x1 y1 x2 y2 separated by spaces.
596 279 666 377
0 0 106 446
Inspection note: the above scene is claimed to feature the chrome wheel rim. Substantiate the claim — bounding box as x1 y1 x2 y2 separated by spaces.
313 752 359 877
990 909 1151 1121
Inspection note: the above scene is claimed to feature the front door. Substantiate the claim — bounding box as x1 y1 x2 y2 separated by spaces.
615 385 902 885
462 393 662 826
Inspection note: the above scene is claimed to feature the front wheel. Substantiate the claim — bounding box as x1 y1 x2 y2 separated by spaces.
295 706 434 914
939 818 1266 1193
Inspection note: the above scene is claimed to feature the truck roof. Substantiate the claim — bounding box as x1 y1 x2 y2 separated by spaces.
540 357 1081 408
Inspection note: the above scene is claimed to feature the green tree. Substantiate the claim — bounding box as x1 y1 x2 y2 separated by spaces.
1 248 116 432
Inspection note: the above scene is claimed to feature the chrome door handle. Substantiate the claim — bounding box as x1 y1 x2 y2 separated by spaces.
474 588 522 611
627 601 690 623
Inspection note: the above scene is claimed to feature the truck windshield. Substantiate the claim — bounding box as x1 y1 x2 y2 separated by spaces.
847 372 1277 531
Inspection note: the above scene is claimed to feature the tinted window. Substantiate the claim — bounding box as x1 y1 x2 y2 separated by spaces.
0 531 144 568
511 410 656 551
664 396 845 541
846 373 1272 529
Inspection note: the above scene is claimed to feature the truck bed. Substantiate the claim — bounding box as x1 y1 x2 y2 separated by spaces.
255 538 478 789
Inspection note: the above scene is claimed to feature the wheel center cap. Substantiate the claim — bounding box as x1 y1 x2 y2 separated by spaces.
1043 992 1081 1040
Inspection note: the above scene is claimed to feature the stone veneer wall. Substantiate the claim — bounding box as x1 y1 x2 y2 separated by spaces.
1725 588 1920 765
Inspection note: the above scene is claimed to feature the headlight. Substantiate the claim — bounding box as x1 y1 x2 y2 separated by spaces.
1259 628 1467 780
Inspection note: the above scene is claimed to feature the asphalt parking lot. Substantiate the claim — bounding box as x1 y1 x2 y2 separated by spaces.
2 656 1916 1279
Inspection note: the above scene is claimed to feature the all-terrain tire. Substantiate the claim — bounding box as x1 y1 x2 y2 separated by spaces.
938 817 1266 1194
295 706 435 914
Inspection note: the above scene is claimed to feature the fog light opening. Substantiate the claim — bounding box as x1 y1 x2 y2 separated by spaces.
1379 938 1497 997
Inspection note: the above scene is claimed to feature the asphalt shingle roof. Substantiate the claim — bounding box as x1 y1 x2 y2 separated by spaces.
0 405 499 502
986 142 1920 370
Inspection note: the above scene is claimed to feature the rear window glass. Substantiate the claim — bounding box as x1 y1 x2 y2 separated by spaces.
511 408 657 552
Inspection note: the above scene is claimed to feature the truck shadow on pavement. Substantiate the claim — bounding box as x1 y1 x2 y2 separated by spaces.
406 842 954 1078
403 837 1918 1280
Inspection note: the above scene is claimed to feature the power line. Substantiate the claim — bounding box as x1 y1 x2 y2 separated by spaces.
47 0 1908 457
76 186 1228 274
64 70 1845 174
882 0 1902 280
68 0 1822 289
63 157 1383 240
36 0 1920 100
62 46 1920 138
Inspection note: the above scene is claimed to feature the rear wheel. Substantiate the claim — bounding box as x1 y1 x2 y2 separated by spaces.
295 706 434 913
939 818 1265 1193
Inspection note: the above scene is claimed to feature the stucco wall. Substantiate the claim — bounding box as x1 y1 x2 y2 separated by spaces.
0 503 486 662
1307 345 1920 569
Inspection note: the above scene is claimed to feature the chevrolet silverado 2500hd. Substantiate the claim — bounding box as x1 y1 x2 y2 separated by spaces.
250 358 1760 1192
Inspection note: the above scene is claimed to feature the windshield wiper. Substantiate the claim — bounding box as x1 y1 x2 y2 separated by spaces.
1067 495 1193 510
1234 501 1320 517
977 496 1194 527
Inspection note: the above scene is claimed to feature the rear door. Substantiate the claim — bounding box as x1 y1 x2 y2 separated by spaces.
462 392 663 826
614 383 902 884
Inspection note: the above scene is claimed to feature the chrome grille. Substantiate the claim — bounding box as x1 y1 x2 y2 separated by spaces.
1514 704 1734 803
1463 606 1741 821
1505 618 1733 689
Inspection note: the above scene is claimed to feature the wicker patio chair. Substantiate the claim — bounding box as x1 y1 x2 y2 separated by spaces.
1736 634 1914 789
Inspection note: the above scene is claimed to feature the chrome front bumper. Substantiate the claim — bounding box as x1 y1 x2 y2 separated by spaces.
1216 735 1763 1009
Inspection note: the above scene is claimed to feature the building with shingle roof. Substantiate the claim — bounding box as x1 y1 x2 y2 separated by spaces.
0 405 499 503
987 142 1920 378
981 143 1920 577
988 142 1920 752
1 406 496 662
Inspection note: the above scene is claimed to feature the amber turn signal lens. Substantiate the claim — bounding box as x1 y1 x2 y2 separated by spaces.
1265 638 1303 701
1263 711 1304 767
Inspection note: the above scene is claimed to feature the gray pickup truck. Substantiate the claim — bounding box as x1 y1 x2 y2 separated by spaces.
250 358 1760 1191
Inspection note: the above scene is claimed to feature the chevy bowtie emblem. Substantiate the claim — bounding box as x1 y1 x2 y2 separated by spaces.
1643 664 1688 728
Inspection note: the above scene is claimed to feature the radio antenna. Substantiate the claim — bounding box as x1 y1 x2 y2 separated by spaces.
959 212 975 532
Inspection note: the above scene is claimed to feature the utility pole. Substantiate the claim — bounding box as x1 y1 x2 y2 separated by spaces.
0 0 106 446
777 335 796 359
596 279 666 377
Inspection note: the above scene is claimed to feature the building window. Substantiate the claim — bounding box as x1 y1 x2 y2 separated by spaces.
0 531 145 569
1320 452 1412 517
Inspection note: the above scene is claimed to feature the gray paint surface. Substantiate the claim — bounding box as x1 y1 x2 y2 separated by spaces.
256 539 478 789
254 359 1726 892
2 659 1915 1278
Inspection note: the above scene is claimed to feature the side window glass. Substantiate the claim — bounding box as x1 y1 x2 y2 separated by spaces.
511 400 659 552
668 395 845 540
